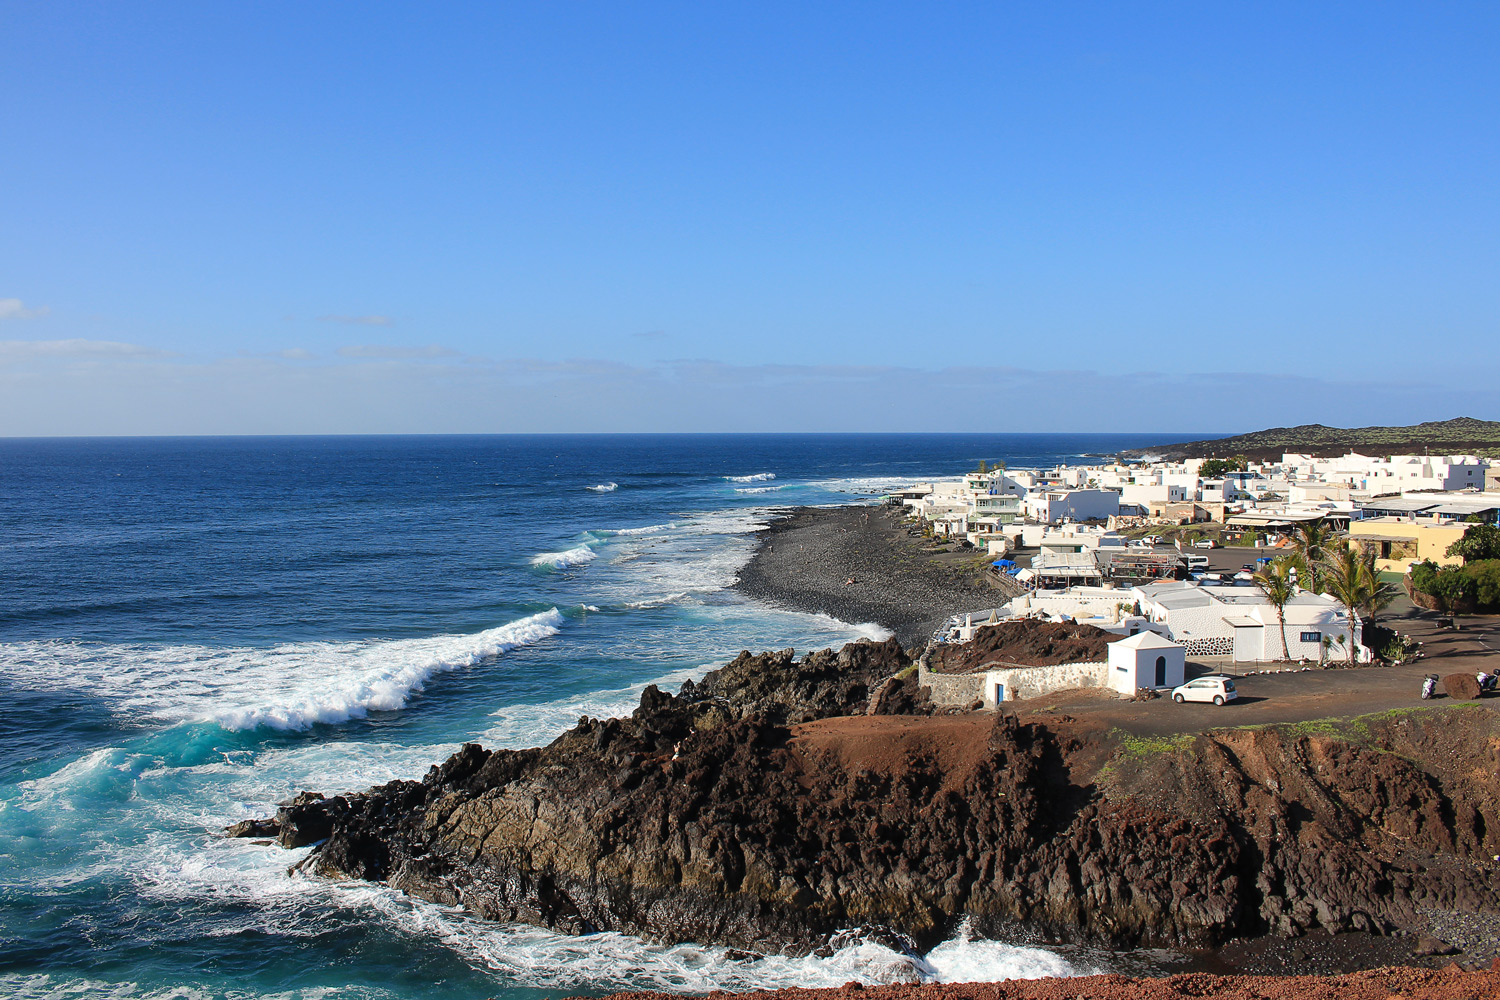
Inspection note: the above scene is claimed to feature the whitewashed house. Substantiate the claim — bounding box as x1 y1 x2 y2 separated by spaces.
1024 489 1120 524
1107 632 1186 695
1131 581 1366 663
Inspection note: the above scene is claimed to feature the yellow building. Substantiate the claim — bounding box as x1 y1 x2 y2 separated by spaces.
1348 518 1467 573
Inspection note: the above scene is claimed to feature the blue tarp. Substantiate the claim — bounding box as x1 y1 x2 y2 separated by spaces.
992 559 1016 567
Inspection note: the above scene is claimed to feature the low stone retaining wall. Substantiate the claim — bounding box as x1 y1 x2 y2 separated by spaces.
919 659 1109 707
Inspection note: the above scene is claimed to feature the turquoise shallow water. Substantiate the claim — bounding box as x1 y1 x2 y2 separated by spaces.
0 433 1194 999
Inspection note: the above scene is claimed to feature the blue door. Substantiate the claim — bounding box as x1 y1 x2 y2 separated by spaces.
994 683 1005 704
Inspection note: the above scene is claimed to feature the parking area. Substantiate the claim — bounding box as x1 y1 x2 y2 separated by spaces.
1008 594 1500 739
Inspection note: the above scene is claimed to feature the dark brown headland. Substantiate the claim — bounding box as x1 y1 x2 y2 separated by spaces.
1118 416 1500 463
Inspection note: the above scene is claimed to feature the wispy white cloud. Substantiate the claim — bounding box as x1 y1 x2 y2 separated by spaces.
318 314 393 326
336 344 459 359
0 298 50 321
278 348 318 360
0 338 168 359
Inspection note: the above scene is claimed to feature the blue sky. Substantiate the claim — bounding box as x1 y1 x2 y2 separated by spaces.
2 2 1497 434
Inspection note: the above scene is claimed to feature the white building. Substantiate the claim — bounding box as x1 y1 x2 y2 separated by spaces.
1120 483 1189 507
1024 488 1120 524
1107 632 1186 695
1132 580 1365 663
1282 452 1489 493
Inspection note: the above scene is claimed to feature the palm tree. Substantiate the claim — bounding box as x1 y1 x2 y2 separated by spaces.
1291 519 1334 593
1255 556 1297 661
1357 548 1399 629
1321 545 1369 666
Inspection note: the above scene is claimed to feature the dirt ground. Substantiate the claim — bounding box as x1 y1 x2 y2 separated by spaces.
927 620 1119 673
582 964 1500 1000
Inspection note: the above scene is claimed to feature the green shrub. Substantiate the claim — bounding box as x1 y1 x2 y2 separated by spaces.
1409 558 1500 612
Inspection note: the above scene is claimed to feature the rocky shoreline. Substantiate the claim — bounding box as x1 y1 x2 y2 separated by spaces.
735 504 1017 649
232 637 1500 978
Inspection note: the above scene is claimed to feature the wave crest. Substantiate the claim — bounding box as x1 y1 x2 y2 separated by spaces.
529 545 598 569
586 482 618 492
724 472 776 482
0 610 564 732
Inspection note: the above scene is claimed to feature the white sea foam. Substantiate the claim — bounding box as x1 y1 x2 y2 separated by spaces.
0 611 563 732
481 665 703 749
799 613 894 643
803 475 933 495
0 975 228 1000
604 522 674 536
918 918 1088 982
735 485 785 494
580 508 774 608
586 482 618 492
7 665 1089 999
529 545 598 569
724 472 776 482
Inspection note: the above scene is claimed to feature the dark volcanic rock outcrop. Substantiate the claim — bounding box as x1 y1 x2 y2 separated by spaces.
234 640 1500 956
926 620 1122 674
678 637 914 723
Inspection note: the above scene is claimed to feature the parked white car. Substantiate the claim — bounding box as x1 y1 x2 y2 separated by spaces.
1192 539 1218 549
1171 675 1238 706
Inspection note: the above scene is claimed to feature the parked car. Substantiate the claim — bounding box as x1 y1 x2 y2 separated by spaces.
1192 539 1218 549
1181 553 1210 570
1172 675 1238 706
1242 563 1256 572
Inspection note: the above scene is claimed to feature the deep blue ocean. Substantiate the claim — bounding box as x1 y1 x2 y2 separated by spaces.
0 433 1196 1000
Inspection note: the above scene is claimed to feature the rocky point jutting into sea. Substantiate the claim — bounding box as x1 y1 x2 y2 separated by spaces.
232 633 1500 967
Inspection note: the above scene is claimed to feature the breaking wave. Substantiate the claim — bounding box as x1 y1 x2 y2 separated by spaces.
601 523 674 536
529 545 598 569
0 610 564 732
586 482 618 493
724 472 775 482
735 485 785 494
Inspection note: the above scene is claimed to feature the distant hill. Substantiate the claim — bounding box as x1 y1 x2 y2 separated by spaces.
1120 417 1500 462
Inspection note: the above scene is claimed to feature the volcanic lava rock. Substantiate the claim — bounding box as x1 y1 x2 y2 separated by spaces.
1443 672 1483 701
231 639 1500 956
677 637 914 723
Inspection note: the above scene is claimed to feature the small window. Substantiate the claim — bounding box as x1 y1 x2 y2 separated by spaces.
1301 631 1321 643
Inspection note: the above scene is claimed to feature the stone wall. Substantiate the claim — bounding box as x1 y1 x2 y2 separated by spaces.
1180 636 1234 657
920 660 1110 706
920 669 988 707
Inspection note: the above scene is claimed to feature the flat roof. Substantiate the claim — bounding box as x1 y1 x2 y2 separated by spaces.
1430 500 1500 515
1226 511 1331 525
1357 496 1444 513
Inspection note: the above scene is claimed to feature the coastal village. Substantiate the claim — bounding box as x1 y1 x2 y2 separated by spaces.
891 449 1499 709
238 432 1500 990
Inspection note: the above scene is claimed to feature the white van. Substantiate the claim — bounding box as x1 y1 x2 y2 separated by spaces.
1182 554 1210 571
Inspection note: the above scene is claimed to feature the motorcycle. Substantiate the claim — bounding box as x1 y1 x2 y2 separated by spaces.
1421 675 1438 700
